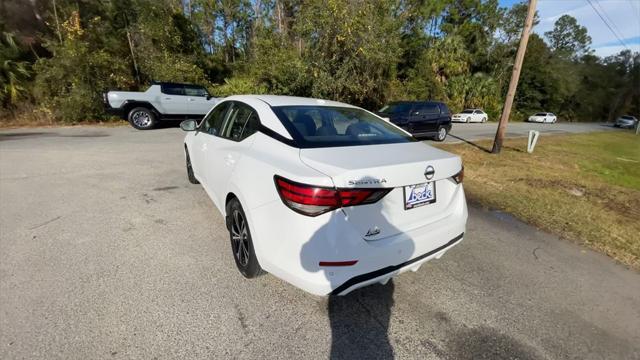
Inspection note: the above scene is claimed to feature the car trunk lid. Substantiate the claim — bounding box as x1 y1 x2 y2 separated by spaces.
299 142 462 240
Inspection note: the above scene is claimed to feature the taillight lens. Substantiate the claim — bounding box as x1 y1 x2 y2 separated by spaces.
274 176 392 216
452 166 464 184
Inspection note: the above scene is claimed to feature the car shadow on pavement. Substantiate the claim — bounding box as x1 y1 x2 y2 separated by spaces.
299 176 417 359
153 120 184 129
327 281 395 359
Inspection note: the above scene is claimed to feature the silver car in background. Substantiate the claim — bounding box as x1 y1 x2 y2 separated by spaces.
614 115 638 129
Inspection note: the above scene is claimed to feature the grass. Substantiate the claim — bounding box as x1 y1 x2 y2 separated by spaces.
438 131 640 270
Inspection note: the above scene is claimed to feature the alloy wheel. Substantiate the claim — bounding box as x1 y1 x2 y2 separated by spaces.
438 127 447 141
132 111 151 128
230 209 250 267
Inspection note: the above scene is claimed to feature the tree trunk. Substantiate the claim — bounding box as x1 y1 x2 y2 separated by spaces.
52 0 62 42
126 30 140 86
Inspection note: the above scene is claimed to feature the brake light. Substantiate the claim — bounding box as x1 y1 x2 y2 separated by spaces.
274 176 392 216
452 166 464 184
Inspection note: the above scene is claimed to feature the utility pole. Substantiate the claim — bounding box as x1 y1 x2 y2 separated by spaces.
492 0 537 154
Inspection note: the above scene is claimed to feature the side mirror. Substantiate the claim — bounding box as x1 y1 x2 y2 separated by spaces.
180 119 197 132
206 95 212 100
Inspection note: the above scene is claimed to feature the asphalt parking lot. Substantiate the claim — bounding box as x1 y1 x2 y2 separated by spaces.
1 124 638 359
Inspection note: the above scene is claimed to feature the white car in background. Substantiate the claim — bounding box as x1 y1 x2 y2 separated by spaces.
180 95 468 296
614 115 638 129
452 109 488 123
104 82 220 130
528 112 557 123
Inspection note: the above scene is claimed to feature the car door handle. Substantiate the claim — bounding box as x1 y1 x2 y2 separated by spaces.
188 98 196 101
225 154 235 166
164 97 172 100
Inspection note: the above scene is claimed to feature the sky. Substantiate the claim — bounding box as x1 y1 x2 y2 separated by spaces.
499 0 640 57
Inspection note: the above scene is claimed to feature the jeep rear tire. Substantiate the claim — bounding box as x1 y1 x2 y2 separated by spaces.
128 107 156 130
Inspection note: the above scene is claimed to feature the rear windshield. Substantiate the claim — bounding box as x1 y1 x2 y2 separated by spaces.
621 116 635 120
461 109 474 114
378 103 412 114
535 113 547 116
272 106 416 148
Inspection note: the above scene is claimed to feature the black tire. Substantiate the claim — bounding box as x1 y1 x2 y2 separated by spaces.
127 107 156 130
482 117 487 123
466 117 471 123
185 148 199 184
434 125 448 142
226 198 263 278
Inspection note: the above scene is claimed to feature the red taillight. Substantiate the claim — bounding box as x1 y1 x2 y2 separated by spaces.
274 176 392 216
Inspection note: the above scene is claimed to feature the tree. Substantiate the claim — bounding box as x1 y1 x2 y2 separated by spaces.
514 33 559 118
440 0 504 72
499 1 539 44
544 14 591 59
295 0 402 108
1 0 638 124
0 31 31 109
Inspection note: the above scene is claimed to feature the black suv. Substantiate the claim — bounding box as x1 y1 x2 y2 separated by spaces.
376 101 452 141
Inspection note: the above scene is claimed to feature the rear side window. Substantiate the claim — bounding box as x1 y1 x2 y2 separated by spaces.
413 103 440 115
221 102 260 141
161 84 184 95
439 103 450 114
378 103 412 115
201 102 231 135
272 106 416 148
184 86 208 97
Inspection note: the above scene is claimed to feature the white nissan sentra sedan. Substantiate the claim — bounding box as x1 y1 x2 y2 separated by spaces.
180 95 468 296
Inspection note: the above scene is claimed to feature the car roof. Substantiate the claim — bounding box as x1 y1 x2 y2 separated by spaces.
225 95 358 108
151 81 205 88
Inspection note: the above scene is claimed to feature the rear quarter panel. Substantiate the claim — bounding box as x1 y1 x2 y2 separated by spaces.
227 133 332 270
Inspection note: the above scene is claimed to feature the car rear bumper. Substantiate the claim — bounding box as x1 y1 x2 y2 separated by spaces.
329 232 464 295
247 183 468 296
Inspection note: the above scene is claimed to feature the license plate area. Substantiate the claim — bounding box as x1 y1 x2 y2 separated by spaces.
403 182 436 210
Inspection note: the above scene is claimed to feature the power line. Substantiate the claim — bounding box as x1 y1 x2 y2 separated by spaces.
586 0 629 50
592 0 628 49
